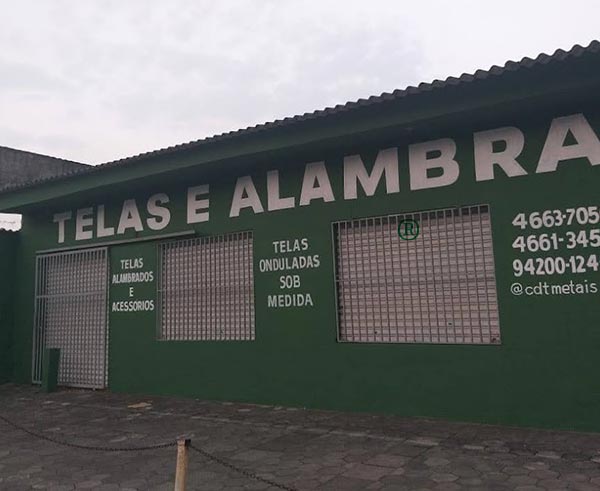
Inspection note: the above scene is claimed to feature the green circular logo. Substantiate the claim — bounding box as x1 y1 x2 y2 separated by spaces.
398 219 420 240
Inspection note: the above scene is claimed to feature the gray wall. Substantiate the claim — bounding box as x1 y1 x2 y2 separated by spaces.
0 146 87 190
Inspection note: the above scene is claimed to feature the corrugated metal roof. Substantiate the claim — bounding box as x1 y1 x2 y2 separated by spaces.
1 39 599 195
0 146 85 167
0 146 87 192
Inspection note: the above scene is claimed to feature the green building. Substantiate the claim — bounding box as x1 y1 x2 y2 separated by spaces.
1 41 599 431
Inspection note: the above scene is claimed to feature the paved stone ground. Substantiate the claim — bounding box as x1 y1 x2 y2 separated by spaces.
2 385 600 490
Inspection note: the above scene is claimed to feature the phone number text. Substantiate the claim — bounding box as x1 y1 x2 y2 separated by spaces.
512 207 600 230
513 254 599 277
512 230 600 253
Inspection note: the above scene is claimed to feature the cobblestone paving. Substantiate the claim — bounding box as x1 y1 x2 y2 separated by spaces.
2 385 600 490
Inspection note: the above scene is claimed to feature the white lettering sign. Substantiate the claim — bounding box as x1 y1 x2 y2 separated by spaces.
51 113 600 244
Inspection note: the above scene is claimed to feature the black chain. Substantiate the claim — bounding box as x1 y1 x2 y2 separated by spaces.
189 443 297 491
0 413 176 452
2 412 297 489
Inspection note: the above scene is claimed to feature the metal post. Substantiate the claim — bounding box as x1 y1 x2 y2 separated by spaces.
42 348 60 393
174 438 190 491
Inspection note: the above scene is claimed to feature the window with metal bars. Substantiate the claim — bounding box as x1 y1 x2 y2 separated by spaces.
158 231 255 341
333 205 500 344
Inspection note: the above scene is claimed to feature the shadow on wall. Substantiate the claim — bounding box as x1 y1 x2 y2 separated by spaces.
0 230 17 383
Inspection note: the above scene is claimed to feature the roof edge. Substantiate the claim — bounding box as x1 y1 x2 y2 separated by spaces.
0 39 598 201
0 145 87 168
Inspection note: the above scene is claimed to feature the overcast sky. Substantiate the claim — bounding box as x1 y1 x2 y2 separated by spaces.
1 0 599 165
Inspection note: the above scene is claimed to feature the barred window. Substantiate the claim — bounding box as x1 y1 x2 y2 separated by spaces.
158 232 255 340
333 205 500 344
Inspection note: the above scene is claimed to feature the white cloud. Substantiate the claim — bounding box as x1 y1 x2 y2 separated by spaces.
0 0 598 164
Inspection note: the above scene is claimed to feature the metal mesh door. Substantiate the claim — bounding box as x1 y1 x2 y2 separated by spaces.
32 248 108 388
333 205 500 344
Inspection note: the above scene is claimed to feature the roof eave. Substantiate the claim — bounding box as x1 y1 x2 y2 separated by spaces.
1 45 599 212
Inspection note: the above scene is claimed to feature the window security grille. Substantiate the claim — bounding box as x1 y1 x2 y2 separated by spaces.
32 248 108 388
158 232 255 341
333 205 500 344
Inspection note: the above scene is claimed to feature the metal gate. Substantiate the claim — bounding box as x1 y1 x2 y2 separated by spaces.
32 248 109 388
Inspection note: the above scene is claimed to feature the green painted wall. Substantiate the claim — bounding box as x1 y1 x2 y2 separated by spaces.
0 231 17 383
10 104 600 431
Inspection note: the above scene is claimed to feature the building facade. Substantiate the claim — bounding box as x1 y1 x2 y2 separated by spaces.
0 147 86 381
1 42 599 431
